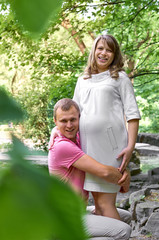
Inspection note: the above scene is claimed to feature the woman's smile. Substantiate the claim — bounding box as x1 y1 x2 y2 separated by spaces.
95 40 114 72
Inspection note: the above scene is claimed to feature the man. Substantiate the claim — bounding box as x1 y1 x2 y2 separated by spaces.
48 98 132 240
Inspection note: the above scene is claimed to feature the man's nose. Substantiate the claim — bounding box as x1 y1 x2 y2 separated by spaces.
66 121 72 128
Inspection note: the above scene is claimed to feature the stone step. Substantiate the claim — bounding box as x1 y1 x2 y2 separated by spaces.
0 153 48 166
135 143 159 156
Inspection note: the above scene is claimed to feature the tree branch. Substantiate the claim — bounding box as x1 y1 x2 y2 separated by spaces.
61 19 86 54
134 77 159 87
137 31 150 48
130 71 159 79
82 1 126 7
64 1 126 11
129 0 154 23
122 41 159 53
109 0 156 31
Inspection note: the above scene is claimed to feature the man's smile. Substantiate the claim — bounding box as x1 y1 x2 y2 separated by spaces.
66 129 74 132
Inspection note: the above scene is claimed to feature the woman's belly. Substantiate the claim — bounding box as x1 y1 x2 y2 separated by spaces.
79 114 128 167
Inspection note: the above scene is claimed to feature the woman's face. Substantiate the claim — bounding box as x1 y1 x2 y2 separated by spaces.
94 39 114 73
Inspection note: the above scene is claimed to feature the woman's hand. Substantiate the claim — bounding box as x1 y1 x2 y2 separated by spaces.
118 169 130 193
118 119 139 173
48 126 61 150
117 147 133 173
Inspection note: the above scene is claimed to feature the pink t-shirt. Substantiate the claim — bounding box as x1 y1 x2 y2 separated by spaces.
48 133 89 200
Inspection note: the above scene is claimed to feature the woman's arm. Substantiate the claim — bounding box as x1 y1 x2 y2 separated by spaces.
118 119 139 173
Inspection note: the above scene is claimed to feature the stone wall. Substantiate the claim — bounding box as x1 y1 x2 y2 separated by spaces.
137 133 159 147
129 184 159 238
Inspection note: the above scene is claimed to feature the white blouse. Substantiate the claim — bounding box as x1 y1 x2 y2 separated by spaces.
73 70 141 193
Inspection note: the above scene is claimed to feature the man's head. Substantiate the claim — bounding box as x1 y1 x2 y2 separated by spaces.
53 98 80 142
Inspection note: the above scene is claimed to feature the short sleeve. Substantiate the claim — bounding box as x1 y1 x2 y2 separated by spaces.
118 73 141 121
53 140 85 169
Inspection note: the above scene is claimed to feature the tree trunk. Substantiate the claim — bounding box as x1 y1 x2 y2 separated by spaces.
61 19 86 54
11 71 17 94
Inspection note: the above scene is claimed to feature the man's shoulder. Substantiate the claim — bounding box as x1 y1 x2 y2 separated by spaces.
53 137 74 151
54 132 80 146
51 136 84 166
53 136 81 154
54 136 75 145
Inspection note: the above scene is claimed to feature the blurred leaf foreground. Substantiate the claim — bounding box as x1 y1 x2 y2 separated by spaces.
0 0 88 239
8 0 62 38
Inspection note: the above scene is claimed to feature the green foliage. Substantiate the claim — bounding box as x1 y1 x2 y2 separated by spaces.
135 75 159 133
0 65 87 240
0 2 88 239
0 0 158 150
0 136 86 240
0 136 87 240
0 87 23 123
7 0 63 38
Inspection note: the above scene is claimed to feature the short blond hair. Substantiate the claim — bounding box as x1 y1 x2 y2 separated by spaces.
54 98 80 120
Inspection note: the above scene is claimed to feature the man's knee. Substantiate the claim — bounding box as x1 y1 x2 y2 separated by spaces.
118 223 132 240
84 213 132 240
117 208 132 225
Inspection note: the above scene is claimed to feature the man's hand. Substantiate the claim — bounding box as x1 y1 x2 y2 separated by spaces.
105 166 123 185
73 155 123 185
118 169 130 193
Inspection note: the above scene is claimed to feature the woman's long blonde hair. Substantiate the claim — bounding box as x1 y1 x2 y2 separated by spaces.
83 34 124 79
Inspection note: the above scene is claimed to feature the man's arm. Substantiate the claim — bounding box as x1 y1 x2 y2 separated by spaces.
72 154 123 185
49 138 129 188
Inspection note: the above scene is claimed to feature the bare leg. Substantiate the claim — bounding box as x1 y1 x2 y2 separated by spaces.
92 192 120 220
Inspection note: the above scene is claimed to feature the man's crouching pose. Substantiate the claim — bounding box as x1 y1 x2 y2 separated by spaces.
48 98 132 240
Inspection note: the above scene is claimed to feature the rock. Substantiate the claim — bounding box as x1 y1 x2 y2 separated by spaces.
145 210 159 237
131 150 141 165
135 143 159 156
129 150 141 176
148 167 159 183
131 173 148 183
131 220 141 238
117 197 130 209
130 167 141 176
129 189 147 220
137 133 159 147
129 185 159 238
0 153 48 166
136 201 159 223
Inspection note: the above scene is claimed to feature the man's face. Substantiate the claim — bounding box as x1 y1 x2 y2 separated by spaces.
54 106 79 142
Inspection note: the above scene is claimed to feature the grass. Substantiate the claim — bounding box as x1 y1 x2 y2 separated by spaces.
145 192 159 202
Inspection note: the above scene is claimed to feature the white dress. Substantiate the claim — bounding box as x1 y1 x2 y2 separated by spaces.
73 70 141 193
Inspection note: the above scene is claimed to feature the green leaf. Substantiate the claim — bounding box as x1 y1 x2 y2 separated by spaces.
8 135 30 162
0 136 87 240
8 0 63 38
0 87 24 123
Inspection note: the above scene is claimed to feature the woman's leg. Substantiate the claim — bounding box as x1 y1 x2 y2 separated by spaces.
86 206 132 225
92 192 120 220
